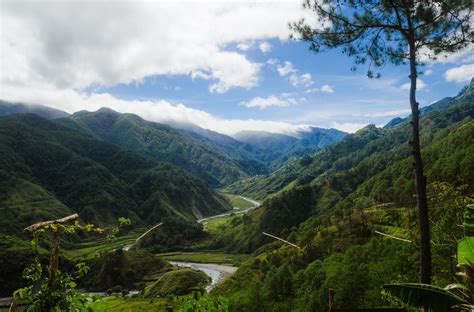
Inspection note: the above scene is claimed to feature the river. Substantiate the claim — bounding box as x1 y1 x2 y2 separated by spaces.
124 196 257 290
197 196 260 223
169 261 237 291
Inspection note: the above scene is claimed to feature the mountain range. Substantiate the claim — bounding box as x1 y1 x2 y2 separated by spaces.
0 102 348 187
225 79 474 200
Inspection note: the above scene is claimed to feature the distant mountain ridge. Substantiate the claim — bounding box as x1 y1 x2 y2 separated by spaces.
226 81 474 200
233 127 347 169
169 121 347 171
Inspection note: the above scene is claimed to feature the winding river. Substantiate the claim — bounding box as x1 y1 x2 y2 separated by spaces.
197 196 260 223
169 261 237 291
123 196 259 290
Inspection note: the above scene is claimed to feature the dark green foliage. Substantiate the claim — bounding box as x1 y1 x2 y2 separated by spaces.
83 249 171 291
144 268 209 297
216 238 418 311
0 247 49 297
0 112 232 296
178 295 230 312
140 216 208 252
0 113 230 230
13 258 96 312
212 83 473 309
264 264 294 301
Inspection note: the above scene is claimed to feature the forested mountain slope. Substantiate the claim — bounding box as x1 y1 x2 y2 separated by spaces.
0 102 346 182
177 125 269 176
67 108 251 187
0 113 231 235
210 82 474 311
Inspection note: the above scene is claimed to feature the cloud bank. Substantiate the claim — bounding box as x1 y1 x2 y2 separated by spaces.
0 1 317 93
1 83 316 136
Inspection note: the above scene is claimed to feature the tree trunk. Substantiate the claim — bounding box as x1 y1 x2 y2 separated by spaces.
408 31 431 284
48 230 60 286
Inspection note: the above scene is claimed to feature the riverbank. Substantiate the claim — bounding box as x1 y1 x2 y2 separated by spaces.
156 251 248 266
170 261 237 291
198 196 260 223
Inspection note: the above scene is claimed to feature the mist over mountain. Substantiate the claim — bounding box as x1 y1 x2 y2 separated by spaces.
0 100 69 120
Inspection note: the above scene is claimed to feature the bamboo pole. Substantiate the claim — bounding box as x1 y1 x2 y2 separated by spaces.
262 232 300 249
374 230 412 243
136 222 163 242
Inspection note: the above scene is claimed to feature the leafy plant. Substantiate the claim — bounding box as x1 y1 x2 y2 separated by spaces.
383 283 468 312
107 217 132 241
13 259 99 311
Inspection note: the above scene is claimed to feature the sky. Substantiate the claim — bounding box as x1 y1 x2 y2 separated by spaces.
0 0 473 136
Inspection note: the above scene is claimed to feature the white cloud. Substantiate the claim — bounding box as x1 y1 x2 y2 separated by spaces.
444 64 474 83
275 61 314 87
237 42 252 51
365 109 411 117
400 79 427 91
191 70 212 80
266 58 279 66
304 84 335 93
320 85 334 93
0 1 319 93
419 45 474 64
306 88 319 93
290 73 313 87
259 41 272 53
277 61 297 76
424 69 433 76
0 84 313 136
330 122 367 133
241 95 298 109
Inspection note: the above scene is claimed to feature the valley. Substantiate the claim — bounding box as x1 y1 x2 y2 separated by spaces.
0 80 473 311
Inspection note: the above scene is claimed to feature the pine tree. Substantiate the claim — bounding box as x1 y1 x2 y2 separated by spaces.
291 0 473 284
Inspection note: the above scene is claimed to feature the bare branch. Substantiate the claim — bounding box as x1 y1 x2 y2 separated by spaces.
24 214 79 235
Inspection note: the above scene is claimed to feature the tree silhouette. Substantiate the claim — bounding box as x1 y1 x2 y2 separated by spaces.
291 0 473 284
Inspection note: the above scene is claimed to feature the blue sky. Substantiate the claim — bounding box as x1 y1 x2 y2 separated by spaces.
93 38 472 132
1 1 472 134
